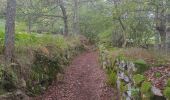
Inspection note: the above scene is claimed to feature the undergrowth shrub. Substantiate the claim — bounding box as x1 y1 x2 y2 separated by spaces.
163 87 170 99
0 31 84 96
140 81 153 99
167 78 170 87
0 64 19 94
119 81 128 93
141 81 152 93
106 69 117 87
133 74 145 86
24 34 83 95
131 88 140 99
98 28 113 47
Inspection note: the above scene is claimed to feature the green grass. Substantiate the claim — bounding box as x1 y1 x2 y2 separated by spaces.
107 69 117 87
0 19 5 33
0 32 70 49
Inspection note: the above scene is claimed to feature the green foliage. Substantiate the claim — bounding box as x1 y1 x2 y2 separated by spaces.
141 81 152 93
15 32 37 45
0 29 83 95
27 68 50 95
98 28 113 47
131 88 140 99
0 32 4 54
39 34 68 49
133 74 145 86
15 22 27 32
0 64 4 80
134 59 148 74
80 1 113 43
0 65 18 93
112 0 155 47
13 33 71 57
154 72 162 78
141 81 152 99
167 78 170 87
120 81 128 93
107 69 117 87
117 54 126 61
0 19 5 33
134 59 146 66
16 34 82 95
163 87 170 99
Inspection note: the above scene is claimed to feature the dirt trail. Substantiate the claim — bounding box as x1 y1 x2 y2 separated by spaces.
35 52 115 100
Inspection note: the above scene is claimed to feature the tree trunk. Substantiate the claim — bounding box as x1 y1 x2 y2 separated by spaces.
155 6 166 48
27 15 32 33
118 17 127 47
4 0 16 63
73 0 80 34
59 0 68 36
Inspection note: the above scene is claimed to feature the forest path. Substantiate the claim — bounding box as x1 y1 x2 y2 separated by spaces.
35 51 115 100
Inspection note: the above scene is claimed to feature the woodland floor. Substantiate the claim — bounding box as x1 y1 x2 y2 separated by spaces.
35 51 116 100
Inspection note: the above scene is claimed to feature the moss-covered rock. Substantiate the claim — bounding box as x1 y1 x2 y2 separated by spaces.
134 59 148 74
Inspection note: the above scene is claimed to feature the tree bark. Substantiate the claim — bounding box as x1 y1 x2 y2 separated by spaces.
59 0 68 36
118 17 127 48
27 15 32 33
155 6 166 48
73 0 80 34
4 0 16 63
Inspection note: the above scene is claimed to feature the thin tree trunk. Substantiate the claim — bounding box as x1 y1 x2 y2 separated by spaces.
28 15 32 33
73 0 80 34
59 0 68 36
155 6 166 48
4 0 16 63
118 17 127 48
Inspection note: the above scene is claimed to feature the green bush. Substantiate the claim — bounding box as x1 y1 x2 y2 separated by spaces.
133 74 145 86
15 22 27 32
167 78 170 87
107 70 117 87
0 32 4 48
141 81 152 99
98 28 113 47
131 88 141 99
23 34 82 95
141 81 152 93
120 81 127 93
0 66 18 93
0 31 83 96
163 87 170 99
